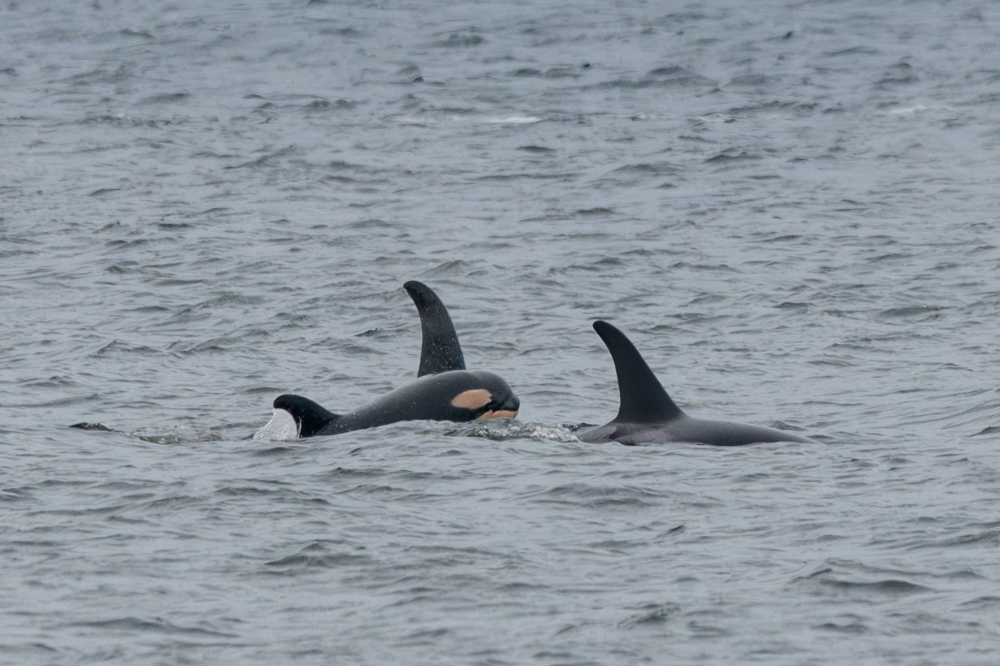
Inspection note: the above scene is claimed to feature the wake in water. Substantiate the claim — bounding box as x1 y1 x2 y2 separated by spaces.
447 419 580 442
68 421 228 444
251 415 580 443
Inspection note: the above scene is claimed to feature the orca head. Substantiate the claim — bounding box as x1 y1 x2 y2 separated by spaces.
448 373 520 421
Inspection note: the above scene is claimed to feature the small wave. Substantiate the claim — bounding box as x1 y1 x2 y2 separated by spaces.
921 529 1000 548
816 620 869 634
525 482 666 509
704 150 761 163
265 551 371 569
137 92 190 105
600 65 715 89
92 340 162 357
619 603 680 628
877 305 946 319
434 32 484 48
134 429 223 444
960 596 1000 609
797 562 933 597
819 578 930 595
118 28 153 40
418 260 471 278
225 145 298 170
265 541 372 571
251 445 298 457
67 617 237 638
484 116 543 124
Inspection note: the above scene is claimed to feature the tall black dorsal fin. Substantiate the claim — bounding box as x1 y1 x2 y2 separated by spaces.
592 321 683 423
404 280 466 377
274 394 340 438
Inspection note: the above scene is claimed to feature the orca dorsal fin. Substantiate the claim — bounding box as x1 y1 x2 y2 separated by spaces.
404 280 466 377
274 394 340 438
592 321 684 424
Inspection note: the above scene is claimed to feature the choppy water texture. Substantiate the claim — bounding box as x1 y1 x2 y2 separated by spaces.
3 0 1000 663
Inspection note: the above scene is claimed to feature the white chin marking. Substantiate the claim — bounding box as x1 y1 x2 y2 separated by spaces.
253 408 300 441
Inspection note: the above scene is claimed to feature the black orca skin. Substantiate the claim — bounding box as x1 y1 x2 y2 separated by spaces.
579 321 814 446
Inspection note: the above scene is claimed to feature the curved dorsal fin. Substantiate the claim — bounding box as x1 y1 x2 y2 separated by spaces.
404 280 466 377
592 320 683 424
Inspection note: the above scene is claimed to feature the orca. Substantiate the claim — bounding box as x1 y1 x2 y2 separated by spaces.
578 321 813 446
255 282 519 440
259 370 519 439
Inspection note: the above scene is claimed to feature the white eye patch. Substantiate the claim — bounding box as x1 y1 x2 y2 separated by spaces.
253 408 300 441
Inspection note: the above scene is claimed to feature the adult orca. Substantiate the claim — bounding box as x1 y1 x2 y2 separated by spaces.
255 282 519 440
578 321 813 446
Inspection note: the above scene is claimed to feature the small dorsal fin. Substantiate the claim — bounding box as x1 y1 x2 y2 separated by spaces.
274 394 340 438
404 280 466 377
592 321 684 424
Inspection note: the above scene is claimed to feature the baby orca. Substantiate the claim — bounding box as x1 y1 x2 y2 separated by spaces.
579 321 813 446
255 282 519 440
263 370 520 439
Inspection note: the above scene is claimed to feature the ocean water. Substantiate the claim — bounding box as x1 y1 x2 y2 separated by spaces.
3 0 1000 663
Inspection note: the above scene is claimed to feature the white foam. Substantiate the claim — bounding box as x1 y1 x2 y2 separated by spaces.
485 116 543 124
453 420 580 442
253 408 300 441
886 104 954 115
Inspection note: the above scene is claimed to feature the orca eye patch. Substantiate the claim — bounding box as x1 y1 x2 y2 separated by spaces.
451 389 493 410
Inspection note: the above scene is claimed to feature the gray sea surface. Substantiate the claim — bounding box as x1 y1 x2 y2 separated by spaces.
3 0 1000 663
